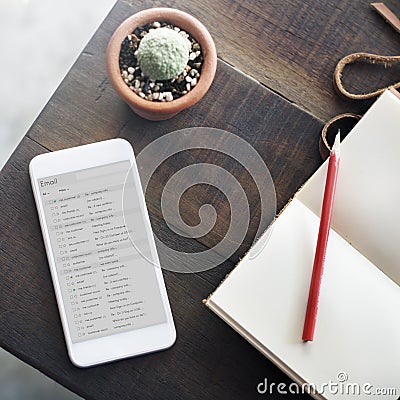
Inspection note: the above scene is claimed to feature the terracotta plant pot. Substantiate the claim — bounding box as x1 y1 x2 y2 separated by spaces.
106 7 217 121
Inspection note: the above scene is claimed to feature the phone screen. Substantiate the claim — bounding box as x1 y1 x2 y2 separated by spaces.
37 161 167 343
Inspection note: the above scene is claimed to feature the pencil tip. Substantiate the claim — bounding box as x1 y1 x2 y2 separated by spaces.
332 130 341 154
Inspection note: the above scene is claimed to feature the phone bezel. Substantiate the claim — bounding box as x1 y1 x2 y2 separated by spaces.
29 138 176 367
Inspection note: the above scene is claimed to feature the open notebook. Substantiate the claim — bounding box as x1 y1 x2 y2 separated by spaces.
206 89 400 399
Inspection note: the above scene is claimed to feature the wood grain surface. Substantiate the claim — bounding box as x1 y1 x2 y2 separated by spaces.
2 0 399 399
120 0 400 121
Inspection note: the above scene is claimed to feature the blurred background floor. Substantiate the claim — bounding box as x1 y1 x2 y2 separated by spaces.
0 0 114 169
0 0 115 398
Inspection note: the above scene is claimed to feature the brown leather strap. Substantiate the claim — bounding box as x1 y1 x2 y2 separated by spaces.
333 53 400 100
371 3 400 34
320 3 400 158
333 3 400 100
319 113 361 160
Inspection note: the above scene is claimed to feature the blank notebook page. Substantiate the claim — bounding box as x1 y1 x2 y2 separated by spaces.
208 198 400 399
298 90 400 285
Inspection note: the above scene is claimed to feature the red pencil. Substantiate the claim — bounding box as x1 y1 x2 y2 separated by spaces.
302 131 341 342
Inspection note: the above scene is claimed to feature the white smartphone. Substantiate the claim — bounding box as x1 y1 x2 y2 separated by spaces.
29 138 176 367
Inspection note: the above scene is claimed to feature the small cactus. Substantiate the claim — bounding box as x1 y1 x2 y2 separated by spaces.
137 27 190 81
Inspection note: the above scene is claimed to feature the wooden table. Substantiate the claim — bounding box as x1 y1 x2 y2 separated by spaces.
1 1 399 399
